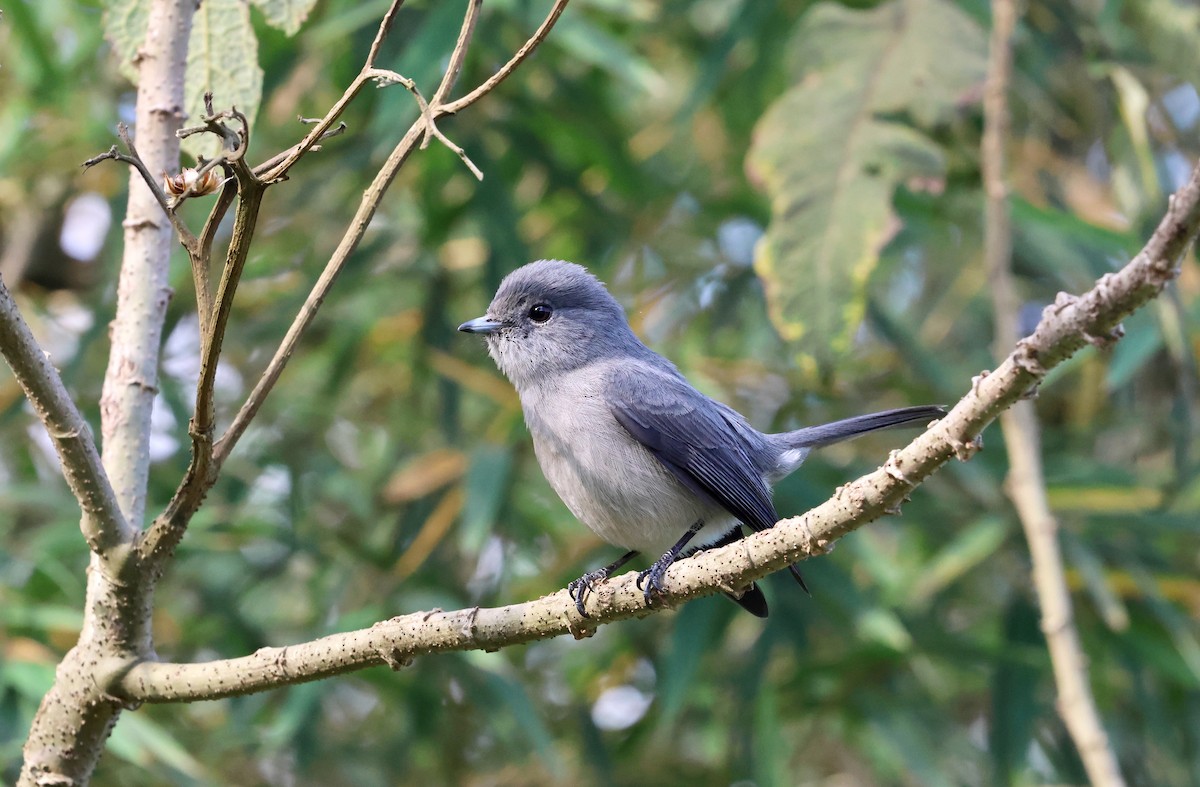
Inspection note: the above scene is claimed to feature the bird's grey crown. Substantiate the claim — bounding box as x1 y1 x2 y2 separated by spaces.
490 259 626 320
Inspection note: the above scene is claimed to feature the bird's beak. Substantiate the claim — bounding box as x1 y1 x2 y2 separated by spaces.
457 316 504 335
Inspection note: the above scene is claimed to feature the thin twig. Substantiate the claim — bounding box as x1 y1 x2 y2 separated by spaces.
431 0 482 107
441 0 570 115
255 121 346 175
366 0 408 68
213 120 426 467
982 2 1126 785
140 113 270 569
367 67 485 179
0 278 135 563
83 125 198 250
117 155 1200 701
253 0 407 186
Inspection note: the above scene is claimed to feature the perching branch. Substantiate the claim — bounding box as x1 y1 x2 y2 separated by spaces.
0 279 134 564
981 2 1126 784
118 157 1200 702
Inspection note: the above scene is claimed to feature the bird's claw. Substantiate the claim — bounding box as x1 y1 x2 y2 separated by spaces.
635 561 670 607
567 568 609 618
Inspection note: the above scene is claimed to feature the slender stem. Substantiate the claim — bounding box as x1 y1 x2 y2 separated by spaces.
441 0 570 115
213 121 425 466
982 2 1126 785
216 0 572 466
431 0 482 107
19 1 197 781
366 0 408 68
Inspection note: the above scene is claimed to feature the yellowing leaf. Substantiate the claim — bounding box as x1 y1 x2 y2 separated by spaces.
747 0 985 361
383 449 468 503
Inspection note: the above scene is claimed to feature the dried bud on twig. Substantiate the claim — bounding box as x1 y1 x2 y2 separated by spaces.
162 167 221 197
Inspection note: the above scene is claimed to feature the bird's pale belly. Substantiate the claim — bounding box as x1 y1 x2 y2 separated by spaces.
527 404 737 556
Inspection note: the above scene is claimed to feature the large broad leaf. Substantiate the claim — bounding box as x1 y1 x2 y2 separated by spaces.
747 0 985 360
252 0 320 37
103 0 264 161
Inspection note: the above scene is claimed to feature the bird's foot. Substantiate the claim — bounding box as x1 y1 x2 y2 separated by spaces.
635 555 674 608
567 550 640 617
567 568 611 618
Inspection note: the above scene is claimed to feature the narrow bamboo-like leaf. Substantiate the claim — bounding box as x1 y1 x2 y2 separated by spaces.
990 598 1044 784
906 515 1009 606
458 445 514 553
657 596 721 726
105 709 209 779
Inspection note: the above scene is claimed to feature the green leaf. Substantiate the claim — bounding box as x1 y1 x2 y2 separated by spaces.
185 0 264 161
251 0 319 36
906 516 1010 607
747 0 985 360
102 0 152 82
989 598 1044 783
458 444 514 553
101 0 263 162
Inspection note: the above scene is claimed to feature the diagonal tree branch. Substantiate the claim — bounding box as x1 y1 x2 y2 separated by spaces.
0 279 134 564
118 156 1200 703
982 2 1126 784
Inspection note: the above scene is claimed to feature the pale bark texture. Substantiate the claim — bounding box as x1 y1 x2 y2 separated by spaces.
18 1 196 783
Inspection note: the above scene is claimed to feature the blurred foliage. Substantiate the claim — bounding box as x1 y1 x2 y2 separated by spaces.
1 0 1199 785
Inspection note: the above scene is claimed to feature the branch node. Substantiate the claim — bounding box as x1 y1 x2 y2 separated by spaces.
379 648 414 671
1013 339 1048 376
950 434 984 462
970 369 990 395
1083 322 1125 349
883 449 913 483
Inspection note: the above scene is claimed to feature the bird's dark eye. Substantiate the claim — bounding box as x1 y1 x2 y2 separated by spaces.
528 303 553 323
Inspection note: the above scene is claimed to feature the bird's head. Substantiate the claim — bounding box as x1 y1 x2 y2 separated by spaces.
458 259 635 391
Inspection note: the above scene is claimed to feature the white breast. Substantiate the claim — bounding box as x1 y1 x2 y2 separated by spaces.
520 368 735 556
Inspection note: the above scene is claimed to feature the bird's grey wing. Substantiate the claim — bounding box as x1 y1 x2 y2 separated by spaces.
607 365 779 534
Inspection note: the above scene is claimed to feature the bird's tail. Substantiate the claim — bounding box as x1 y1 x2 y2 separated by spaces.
779 405 946 449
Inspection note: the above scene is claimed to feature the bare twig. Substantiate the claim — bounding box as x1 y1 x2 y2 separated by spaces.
430 0 482 107
213 121 426 466
83 125 198 250
366 0 407 68
140 108 270 569
441 0 570 115
0 279 135 562
253 0 408 185
117 155 1200 700
982 2 1126 785
367 67 485 179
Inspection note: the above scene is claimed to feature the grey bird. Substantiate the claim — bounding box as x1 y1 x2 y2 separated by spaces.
459 260 943 617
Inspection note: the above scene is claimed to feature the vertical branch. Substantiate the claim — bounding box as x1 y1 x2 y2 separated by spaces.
98 0 193 528
982 1 1126 785
18 0 197 784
